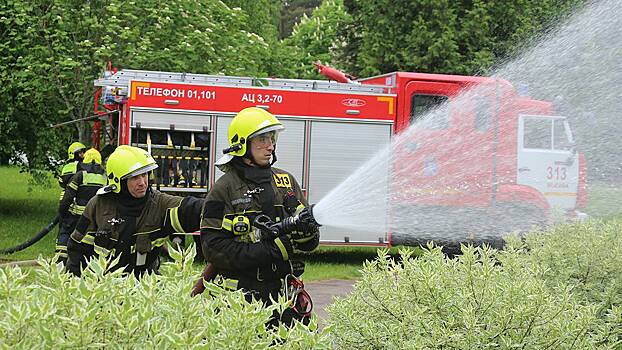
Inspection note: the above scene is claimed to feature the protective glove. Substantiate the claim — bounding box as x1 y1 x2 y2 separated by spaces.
253 214 281 240
295 206 320 233
93 229 116 250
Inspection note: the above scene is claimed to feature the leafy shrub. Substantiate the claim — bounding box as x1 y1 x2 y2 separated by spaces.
510 219 622 315
506 219 622 347
326 244 601 349
0 245 330 349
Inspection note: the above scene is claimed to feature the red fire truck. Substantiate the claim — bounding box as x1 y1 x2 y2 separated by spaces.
93 67 587 246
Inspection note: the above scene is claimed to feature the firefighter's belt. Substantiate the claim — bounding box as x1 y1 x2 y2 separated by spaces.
220 275 283 294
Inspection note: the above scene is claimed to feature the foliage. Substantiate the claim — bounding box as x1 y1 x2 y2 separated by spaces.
0 244 330 349
280 0 352 79
222 0 282 42
337 0 587 77
327 244 601 349
327 218 622 348
279 0 322 39
0 0 271 176
508 219 622 317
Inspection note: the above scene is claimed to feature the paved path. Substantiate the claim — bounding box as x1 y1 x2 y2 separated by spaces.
305 279 356 324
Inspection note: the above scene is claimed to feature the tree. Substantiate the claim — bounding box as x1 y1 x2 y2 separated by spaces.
0 0 272 178
279 0 322 38
279 0 352 78
221 0 282 42
336 0 586 77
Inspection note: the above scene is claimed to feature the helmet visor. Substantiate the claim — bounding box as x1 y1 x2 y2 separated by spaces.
248 124 284 140
121 163 159 180
249 130 279 149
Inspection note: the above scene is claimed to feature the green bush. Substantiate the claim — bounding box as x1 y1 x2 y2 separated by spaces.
506 219 622 347
0 245 330 349
511 219 622 315
326 244 602 349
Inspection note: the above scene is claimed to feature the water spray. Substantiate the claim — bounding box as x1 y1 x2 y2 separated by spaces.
309 0 622 246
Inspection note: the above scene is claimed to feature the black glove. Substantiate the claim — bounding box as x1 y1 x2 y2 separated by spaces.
296 206 320 232
253 214 281 239
93 229 116 250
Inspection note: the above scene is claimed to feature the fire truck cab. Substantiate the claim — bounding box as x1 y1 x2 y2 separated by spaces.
359 72 586 245
94 68 586 246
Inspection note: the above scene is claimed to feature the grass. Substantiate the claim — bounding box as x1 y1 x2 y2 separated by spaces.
584 182 622 218
302 246 404 281
0 167 59 261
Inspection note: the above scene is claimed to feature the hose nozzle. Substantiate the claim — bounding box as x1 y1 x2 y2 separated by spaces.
253 205 321 237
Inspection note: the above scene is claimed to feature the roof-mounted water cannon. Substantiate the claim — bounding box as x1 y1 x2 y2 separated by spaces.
313 61 359 84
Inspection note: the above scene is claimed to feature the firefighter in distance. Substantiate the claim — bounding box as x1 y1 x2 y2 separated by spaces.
58 141 86 189
200 107 320 326
66 145 202 277
55 141 87 263
55 149 107 264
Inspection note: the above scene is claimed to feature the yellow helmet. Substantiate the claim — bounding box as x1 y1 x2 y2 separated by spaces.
68 142 86 160
215 107 284 165
83 148 102 165
104 145 157 193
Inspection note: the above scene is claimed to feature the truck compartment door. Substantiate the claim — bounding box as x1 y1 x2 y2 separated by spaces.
308 121 392 244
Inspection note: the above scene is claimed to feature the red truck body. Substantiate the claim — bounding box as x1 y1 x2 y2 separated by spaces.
95 68 587 246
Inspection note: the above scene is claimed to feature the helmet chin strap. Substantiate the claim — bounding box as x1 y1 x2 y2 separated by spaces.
270 150 277 165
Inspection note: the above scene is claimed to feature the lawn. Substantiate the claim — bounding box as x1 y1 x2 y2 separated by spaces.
0 167 59 261
584 182 622 218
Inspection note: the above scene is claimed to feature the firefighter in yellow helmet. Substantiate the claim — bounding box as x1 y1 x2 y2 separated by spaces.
66 145 203 277
199 107 321 327
55 149 107 264
58 142 86 189
55 141 87 263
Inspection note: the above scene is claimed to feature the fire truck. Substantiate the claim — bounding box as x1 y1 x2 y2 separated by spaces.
93 66 587 247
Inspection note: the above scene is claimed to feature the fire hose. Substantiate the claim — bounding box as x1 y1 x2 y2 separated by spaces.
0 216 59 254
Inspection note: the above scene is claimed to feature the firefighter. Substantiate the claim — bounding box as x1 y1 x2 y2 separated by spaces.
55 149 107 264
58 141 86 190
55 141 86 263
200 107 320 327
66 145 203 277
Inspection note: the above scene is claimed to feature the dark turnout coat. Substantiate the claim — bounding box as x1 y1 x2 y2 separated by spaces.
66 189 202 277
200 163 319 297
